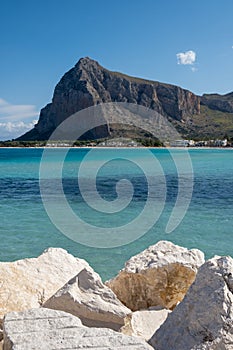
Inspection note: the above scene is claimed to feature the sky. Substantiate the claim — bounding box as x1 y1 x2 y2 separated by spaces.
0 0 233 140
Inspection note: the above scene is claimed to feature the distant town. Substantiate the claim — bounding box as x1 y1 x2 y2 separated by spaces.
169 139 228 147
0 137 231 148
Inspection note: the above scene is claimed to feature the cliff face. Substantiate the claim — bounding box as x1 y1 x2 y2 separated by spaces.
19 57 201 141
201 92 233 113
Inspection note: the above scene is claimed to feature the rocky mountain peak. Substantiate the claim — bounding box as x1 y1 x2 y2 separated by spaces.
75 56 101 69
18 57 202 141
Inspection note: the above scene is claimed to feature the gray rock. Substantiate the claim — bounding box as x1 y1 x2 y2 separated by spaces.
43 268 131 331
3 308 153 350
149 256 233 350
106 241 204 310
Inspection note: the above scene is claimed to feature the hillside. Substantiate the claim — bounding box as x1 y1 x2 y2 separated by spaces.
18 57 233 141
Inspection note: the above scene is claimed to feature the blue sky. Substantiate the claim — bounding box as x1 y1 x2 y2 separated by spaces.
0 0 232 140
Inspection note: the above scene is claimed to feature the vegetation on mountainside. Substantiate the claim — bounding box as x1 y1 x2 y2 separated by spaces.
170 105 233 140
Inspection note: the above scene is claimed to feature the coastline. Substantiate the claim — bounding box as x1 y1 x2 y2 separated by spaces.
0 146 233 150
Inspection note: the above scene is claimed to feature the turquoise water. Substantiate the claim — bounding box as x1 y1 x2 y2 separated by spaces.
0 148 233 280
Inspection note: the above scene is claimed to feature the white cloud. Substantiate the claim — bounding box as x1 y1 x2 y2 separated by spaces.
0 120 37 140
0 98 39 122
0 98 39 140
176 50 196 65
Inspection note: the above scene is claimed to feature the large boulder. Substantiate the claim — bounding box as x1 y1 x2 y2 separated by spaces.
3 308 153 350
0 248 93 320
43 268 131 331
121 307 170 341
106 241 204 310
149 256 233 350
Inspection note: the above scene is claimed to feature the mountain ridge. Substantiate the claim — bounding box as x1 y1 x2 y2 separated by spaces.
18 57 233 141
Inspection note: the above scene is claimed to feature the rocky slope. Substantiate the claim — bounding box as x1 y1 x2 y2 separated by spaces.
201 92 233 113
18 57 233 141
18 57 201 141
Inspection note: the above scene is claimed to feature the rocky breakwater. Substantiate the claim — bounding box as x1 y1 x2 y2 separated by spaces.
3 308 153 350
149 255 233 350
0 248 94 320
106 240 205 310
1 241 233 349
43 268 131 331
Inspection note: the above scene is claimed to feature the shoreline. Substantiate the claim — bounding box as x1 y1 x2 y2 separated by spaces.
0 146 233 150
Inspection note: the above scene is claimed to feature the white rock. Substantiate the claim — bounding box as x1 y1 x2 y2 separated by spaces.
0 248 93 320
43 267 131 330
3 308 153 350
149 256 233 350
121 308 171 341
107 241 204 310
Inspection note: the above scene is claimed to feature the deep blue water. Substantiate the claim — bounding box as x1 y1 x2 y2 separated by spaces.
0 147 233 280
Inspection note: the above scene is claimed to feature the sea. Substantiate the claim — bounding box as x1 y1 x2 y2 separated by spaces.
0 147 232 281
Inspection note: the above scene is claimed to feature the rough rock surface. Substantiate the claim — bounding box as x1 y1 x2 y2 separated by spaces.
19 57 200 141
3 308 153 350
43 267 131 331
106 241 204 310
149 256 233 350
0 320 3 342
0 248 93 320
0 319 2 349
121 307 170 341
201 92 233 113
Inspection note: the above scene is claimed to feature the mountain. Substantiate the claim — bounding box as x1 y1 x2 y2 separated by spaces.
18 57 233 141
201 92 233 113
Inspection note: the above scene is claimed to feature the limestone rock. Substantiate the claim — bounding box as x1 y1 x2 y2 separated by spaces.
106 241 204 310
149 256 233 350
0 248 93 320
3 308 153 349
121 307 171 341
18 57 200 141
43 267 131 331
